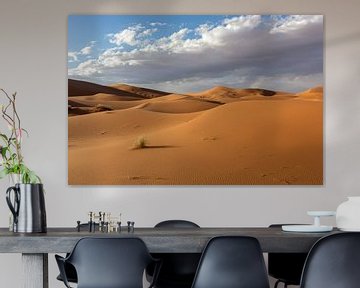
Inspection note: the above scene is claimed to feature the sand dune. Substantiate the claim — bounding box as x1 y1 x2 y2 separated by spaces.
68 79 223 115
189 86 295 103
68 107 92 117
74 93 142 102
68 79 323 185
68 99 91 107
68 106 198 140
140 94 221 113
111 83 170 99
296 86 323 101
69 97 146 112
196 86 278 97
69 93 220 114
69 79 143 98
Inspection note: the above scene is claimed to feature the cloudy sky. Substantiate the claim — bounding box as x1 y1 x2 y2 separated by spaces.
68 15 323 93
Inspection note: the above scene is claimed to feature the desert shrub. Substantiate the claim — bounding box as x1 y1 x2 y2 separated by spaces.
133 136 147 149
91 104 113 113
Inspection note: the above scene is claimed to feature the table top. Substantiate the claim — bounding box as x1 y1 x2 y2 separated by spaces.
0 227 339 253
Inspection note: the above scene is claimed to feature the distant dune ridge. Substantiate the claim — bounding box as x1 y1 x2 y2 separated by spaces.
296 86 323 101
69 79 138 97
68 79 323 185
193 86 277 98
189 86 295 103
110 83 170 99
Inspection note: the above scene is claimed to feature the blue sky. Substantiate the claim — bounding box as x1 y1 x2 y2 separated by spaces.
69 15 225 53
68 15 323 93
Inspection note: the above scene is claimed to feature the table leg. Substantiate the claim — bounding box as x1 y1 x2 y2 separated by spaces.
22 253 48 288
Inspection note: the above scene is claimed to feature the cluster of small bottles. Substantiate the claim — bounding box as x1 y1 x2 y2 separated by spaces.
76 211 135 233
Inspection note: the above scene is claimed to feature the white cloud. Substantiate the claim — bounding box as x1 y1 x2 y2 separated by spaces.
139 28 158 37
80 46 92 55
69 59 101 77
109 25 159 47
109 25 142 46
68 51 78 62
68 41 96 62
198 15 261 46
69 15 323 92
223 15 261 29
150 22 167 27
155 28 191 52
270 15 323 34
128 15 261 55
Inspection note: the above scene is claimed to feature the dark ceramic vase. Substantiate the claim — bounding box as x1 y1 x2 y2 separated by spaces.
6 183 47 233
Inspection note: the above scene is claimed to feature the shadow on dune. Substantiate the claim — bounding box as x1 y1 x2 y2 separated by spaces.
69 79 138 97
69 79 171 99
146 145 177 149
137 145 178 149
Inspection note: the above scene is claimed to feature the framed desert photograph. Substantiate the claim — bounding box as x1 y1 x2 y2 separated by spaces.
68 15 323 185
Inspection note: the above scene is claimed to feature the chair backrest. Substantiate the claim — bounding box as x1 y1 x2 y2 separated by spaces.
301 232 360 288
155 220 200 228
67 237 154 288
191 236 270 288
152 220 201 284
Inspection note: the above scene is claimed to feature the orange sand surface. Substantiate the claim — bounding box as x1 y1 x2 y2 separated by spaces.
68 79 323 185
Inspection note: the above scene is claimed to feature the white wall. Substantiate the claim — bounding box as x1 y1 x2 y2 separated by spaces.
0 0 360 287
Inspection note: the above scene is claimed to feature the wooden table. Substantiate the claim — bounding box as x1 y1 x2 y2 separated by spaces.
0 227 338 288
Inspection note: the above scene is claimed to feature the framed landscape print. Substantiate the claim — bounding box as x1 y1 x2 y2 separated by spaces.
68 15 323 185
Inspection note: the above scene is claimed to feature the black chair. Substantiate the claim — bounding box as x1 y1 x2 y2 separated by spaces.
191 236 270 288
56 262 77 284
55 237 160 288
268 224 308 288
56 223 99 284
300 232 360 288
147 220 201 288
154 220 200 229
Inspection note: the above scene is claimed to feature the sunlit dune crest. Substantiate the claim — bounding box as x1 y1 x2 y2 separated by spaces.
193 86 277 97
189 86 299 103
68 79 323 185
110 83 170 99
296 86 323 101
